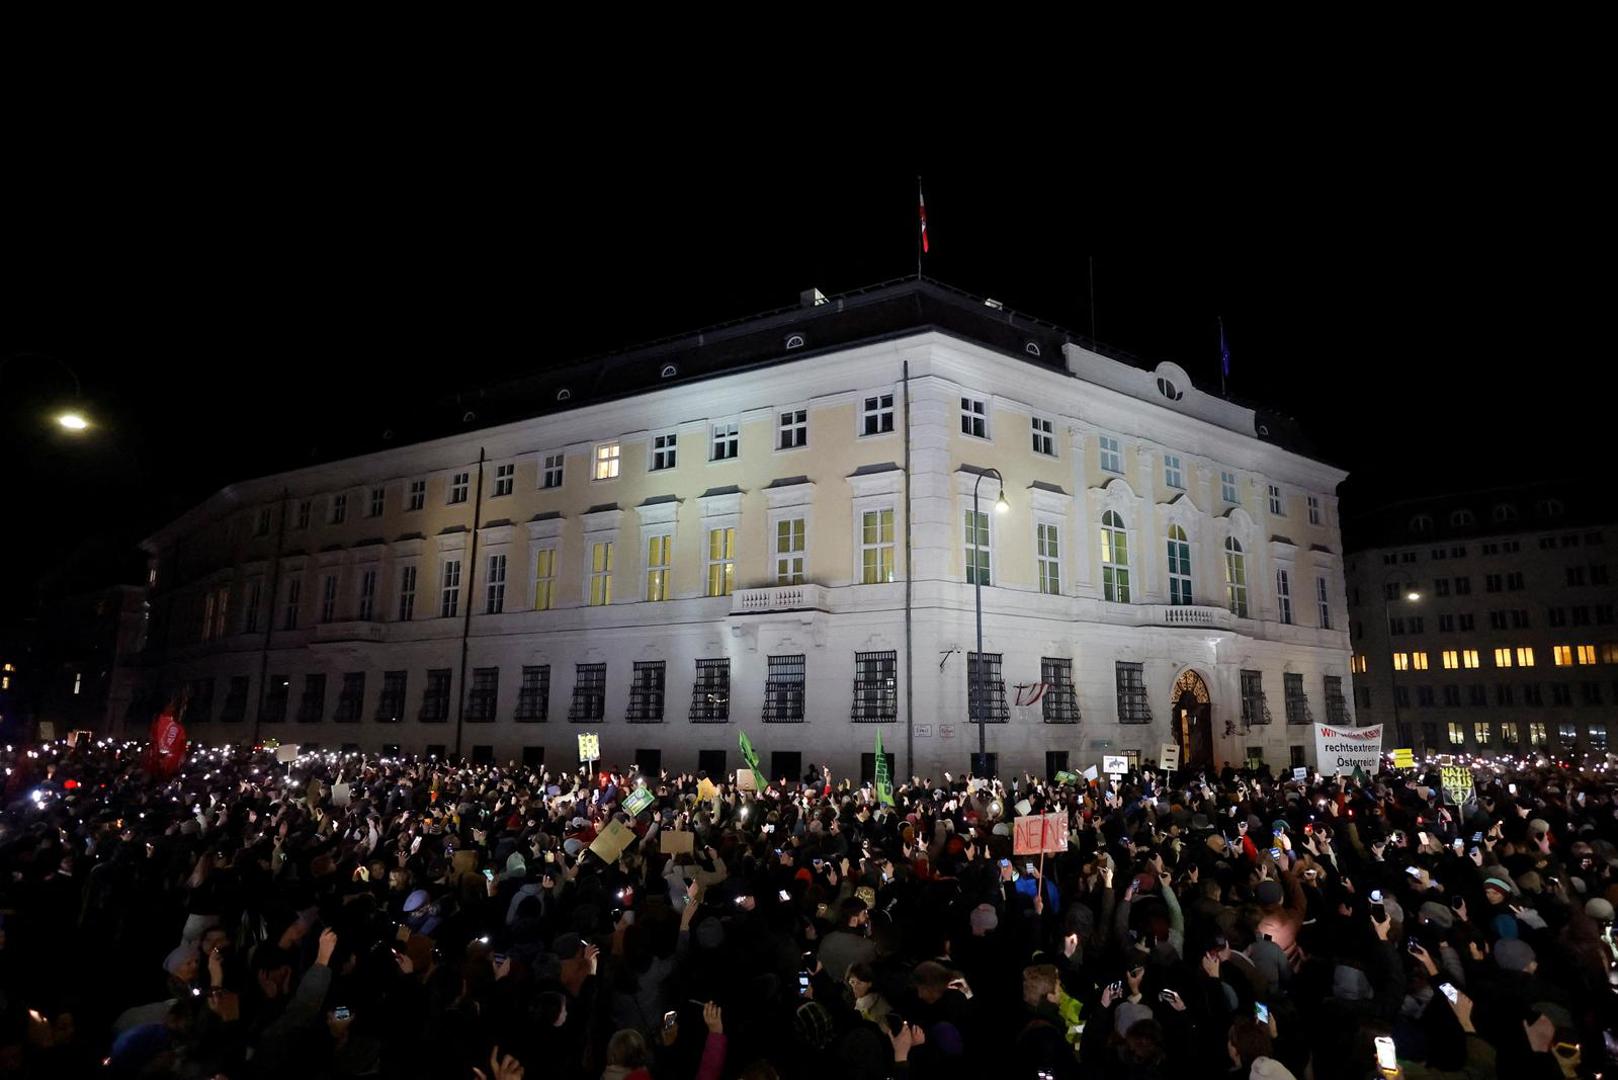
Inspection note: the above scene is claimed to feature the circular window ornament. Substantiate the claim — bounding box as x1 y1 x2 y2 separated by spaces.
660 364 678 378
556 389 572 402
1156 376 1183 401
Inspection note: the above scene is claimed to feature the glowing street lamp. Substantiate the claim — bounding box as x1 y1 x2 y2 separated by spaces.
57 412 90 432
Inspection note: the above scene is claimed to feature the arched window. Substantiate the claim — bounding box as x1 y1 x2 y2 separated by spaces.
1224 537 1249 618
1167 525 1193 605
1156 376 1183 401
1492 503 1518 523
1100 511 1131 603
1450 509 1475 527
660 363 678 378
1409 514 1434 534
1536 498 1565 519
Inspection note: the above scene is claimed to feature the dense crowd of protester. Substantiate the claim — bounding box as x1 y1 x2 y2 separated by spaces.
2 735 1618 1078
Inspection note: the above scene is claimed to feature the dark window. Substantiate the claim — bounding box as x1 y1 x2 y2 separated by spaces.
1290 745 1307 769
1041 658 1082 724
1511 610 1530 629
1240 670 1270 726
1408 616 1425 634
1573 606 1592 626
376 671 407 722
187 678 215 724
1458 613 1475 631
1354 684 1371 709
859 752 897 783
568 663 607 722
634 748 662 777
1438 614 1455 632
1045 750 1070 779
522 746 545 768
1396 686 1410 707
697 749 726 779
471 744 494 765
262 675 290 723
763 655 806 722
970 752 999 777
1442 685 1461 707
425 743 447 760
1495 684 1513 706
851 650 898 721
1582 682 1602 706
770 751 802 784
420 668 451 722
627 661 666 722
1434 579 1450 597
1549 607 1567 627
1420 721 1437 748
1116 662 1150 725
467 667 499 722
298 674 327 723
690 659 730 722
335 672 365 722
382 743 402 757
1489 611 1507 630
1594 565 1610 585
220 676 250 723
1568 567 1587 586
1523 683 1543 706
1552 683 1573 706
1506 571 1524 590
1416 685 1435 707
1468 685 1487 707
1284 672 1310 725
515 666 549 722
1485 574 1502 593
968 652 1009 723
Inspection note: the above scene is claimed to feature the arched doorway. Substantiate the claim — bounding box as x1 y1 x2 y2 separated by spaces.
1171 669 1213 770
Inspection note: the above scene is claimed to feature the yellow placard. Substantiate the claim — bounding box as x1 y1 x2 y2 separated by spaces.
1391 748 1415 769
578 733 600 763
696 777 719 802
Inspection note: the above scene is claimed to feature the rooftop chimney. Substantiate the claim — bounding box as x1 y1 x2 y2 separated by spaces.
800 287 827 307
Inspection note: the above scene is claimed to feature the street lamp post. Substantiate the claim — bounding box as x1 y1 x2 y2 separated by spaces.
0 352 92 432
1383 573 1421 751
972 467 1010 776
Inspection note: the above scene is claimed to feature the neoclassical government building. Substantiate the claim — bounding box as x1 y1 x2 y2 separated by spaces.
120 278 1354 781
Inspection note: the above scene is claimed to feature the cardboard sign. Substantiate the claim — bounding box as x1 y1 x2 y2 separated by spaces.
38 721 56 741
1440 765 1474 806
1391 748 1415 769
588 819 635 863
331 782 352 807
1053 770 1082 787
1083 765 1099 782
276 744 299 763
1313 724 1383 775
1292 766 1308 781
623 787 655 816
1102 755 1128 776
696 777 719 802
66 730 81 747
735 769 757 792
1158 743 1180 771
1014 812 1069 855
577 733 600 763
660 830 695 855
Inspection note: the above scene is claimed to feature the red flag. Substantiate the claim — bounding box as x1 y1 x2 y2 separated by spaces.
146 706 188 778
918 188 929 254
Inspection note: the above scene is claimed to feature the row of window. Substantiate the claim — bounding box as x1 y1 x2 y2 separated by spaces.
1406 501 1571 534
1373 604 1618 635
1376 642 1618 672
1378 679 1618 709
1375 530 1603 565
1396 719 1608 753
176 660 1345 731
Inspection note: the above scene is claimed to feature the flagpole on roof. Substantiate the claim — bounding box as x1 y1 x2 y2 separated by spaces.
916 176 926 279
1219 315 1230 399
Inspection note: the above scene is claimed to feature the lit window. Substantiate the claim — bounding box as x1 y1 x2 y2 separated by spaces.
1037 522 1061 595
72 672 81 695
778 409 808 450
541 453 565 489
1101 511 1131 603
1308 495 1322 525
1442 650 1459 669
706 528 735 597
861 394 894 436
1462 649 1480 669
1167 525 1192 605
1448 722 1464 747
651 433 678 471
1528 721 1547 747
1517 646 1536 667
1031 416 1055 456
449 473 470 504
589 542 614 606
533 548 556 611
1577 644 1597 665
1163 454 1183 489
594 443 622 480
860 509 895 584
1475 722 1491 746
1393 652 1410 671
645 532 672 601
1412 651 1430 670
1276 568 1292 624
1099 435 1122 474
710 422 739 461
1554 645 1573 666
1224 536 1247 617
493 463 515 497
964 509 991 585
1221 471 1238 504
440 559 461 618
960 396 988 438
775 518 806 585
1493 647 1512 668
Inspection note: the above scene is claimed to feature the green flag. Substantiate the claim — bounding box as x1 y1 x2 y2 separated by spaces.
875 729 894 806
737 731 766 790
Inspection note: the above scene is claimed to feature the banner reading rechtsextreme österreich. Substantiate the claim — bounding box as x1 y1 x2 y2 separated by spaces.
1313 724 1384 774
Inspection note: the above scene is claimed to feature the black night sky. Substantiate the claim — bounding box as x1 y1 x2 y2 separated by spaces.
3 107 1605 618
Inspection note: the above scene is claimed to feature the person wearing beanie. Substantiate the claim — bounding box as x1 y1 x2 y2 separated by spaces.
1253 866 1308 971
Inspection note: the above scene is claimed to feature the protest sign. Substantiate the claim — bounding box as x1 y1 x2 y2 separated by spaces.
1158 743 1180 771
1102 755 1128 776
660 830 695 855
588 819 635 863
331 782 352 807
38 721 55 741
1391 748 1416 769
696 777 719 802
1083 765 1099 782
1014 798 1033 817
1313 724 1383 774
735 769 757 792
623 787 655 816
1440 765 1474 806
1053 770 1082 787
577 733 600 763
276 744 299 764
1013 815 1046 855
1292 766 1308 781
